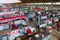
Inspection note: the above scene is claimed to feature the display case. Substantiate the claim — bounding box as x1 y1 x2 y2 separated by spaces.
13 19 27 27
57 12 60 18
2 35 8 40
13 19 22 27
39 22 47 28
8 29 20 40
0 22 10 31
19 28 25 36
33 26 51 40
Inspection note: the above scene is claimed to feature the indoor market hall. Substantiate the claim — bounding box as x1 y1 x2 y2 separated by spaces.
0 0 60 40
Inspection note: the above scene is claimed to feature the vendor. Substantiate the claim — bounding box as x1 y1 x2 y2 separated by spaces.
55 18 60 31
12 24 18 29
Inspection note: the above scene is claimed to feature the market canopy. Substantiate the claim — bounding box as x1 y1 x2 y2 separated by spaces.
0 0 21 4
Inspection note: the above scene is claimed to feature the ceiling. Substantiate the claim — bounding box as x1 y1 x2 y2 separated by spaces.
21 0 60 3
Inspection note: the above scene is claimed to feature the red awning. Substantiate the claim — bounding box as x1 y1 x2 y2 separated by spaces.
0 15 27 23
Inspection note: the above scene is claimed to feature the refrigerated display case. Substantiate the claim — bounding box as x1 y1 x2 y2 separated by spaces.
0 22 10 31
2 35 8 40
8 29 20 40
13 19 27 27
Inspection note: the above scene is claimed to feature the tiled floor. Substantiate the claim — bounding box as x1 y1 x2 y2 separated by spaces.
50 28 60 40
50 35 57 40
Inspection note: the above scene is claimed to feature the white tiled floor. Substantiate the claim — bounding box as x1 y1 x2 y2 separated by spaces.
50 35 57 40
50 28 60 40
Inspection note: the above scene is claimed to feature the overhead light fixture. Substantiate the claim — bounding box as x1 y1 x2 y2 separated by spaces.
53 2 60 5
44 3 52 5
26 2 60 5
0 0 21 4
25 3 43 5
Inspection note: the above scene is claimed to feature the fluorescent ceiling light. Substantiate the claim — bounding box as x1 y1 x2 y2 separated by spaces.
26 3 51 5
44 3 51 5
53 2 60 5
26 3 43 5
0 0 21 4
26 2 60 5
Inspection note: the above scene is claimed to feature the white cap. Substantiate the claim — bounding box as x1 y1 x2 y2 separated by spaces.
38 11 41 14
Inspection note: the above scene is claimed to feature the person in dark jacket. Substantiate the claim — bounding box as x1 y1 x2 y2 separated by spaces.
12 24 18 29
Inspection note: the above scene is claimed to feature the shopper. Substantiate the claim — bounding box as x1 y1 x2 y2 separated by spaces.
56 19 60 31
12 24 18 29
52 17 55 24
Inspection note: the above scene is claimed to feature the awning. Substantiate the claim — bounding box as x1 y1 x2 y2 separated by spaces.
0 15 27 23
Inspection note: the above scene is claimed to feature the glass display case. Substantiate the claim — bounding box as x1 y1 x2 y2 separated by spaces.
8 30 20 40
2 35 8 40
0 22 10 31
13 19 27 27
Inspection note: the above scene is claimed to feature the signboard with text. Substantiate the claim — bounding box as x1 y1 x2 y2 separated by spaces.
8 30 20 40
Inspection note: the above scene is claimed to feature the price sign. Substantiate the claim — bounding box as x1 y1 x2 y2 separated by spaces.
8 30 20 40
9 30 19 36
